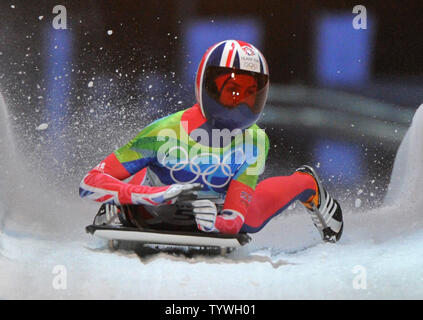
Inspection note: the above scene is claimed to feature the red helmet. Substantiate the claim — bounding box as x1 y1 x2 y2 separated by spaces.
195 40 269 130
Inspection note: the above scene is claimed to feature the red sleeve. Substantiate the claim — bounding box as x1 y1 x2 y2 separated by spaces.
214 180 253 234
80 153 171 205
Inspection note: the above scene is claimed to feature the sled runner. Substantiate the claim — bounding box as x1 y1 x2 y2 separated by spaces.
85 200 251 254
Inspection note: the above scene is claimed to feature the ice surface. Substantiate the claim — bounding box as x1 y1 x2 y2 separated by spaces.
0 93 422 299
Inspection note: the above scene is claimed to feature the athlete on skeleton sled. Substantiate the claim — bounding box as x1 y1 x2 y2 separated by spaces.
80 40 343 244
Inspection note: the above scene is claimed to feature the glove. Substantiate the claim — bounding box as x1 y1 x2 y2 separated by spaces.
162 183 202 202
192 199 218 232
131 183 202 206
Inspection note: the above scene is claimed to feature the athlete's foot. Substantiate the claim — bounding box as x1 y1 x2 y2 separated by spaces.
295 165 344 243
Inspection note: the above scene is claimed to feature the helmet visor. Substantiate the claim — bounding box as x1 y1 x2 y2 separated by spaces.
204 66 269 115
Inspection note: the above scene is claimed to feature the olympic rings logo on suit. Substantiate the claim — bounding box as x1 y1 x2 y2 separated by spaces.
159 146 246 188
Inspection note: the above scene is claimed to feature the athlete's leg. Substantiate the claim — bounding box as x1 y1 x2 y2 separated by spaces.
240 172 317 233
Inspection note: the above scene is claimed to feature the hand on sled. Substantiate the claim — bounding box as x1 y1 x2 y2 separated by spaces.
192 199 218 232
162 183 203 203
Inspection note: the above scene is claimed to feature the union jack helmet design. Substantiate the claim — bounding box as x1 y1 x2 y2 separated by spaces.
195 40 270 130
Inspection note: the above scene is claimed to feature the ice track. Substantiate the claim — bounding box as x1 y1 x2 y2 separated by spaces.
1 93 423 299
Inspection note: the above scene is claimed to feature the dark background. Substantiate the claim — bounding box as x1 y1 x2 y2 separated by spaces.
2 1 423 101
0 0 422 209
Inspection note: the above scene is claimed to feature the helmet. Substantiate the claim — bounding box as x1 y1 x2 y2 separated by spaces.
195 40 269 130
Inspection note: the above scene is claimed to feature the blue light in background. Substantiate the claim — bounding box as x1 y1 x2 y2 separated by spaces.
44 28 73 163
313 139 365 185
182 18 263 86
314 12 374 87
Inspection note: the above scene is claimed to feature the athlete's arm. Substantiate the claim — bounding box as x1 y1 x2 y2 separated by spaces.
212 180 253 234
79 118 198 206
214 128 269 234
80 152 171 205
